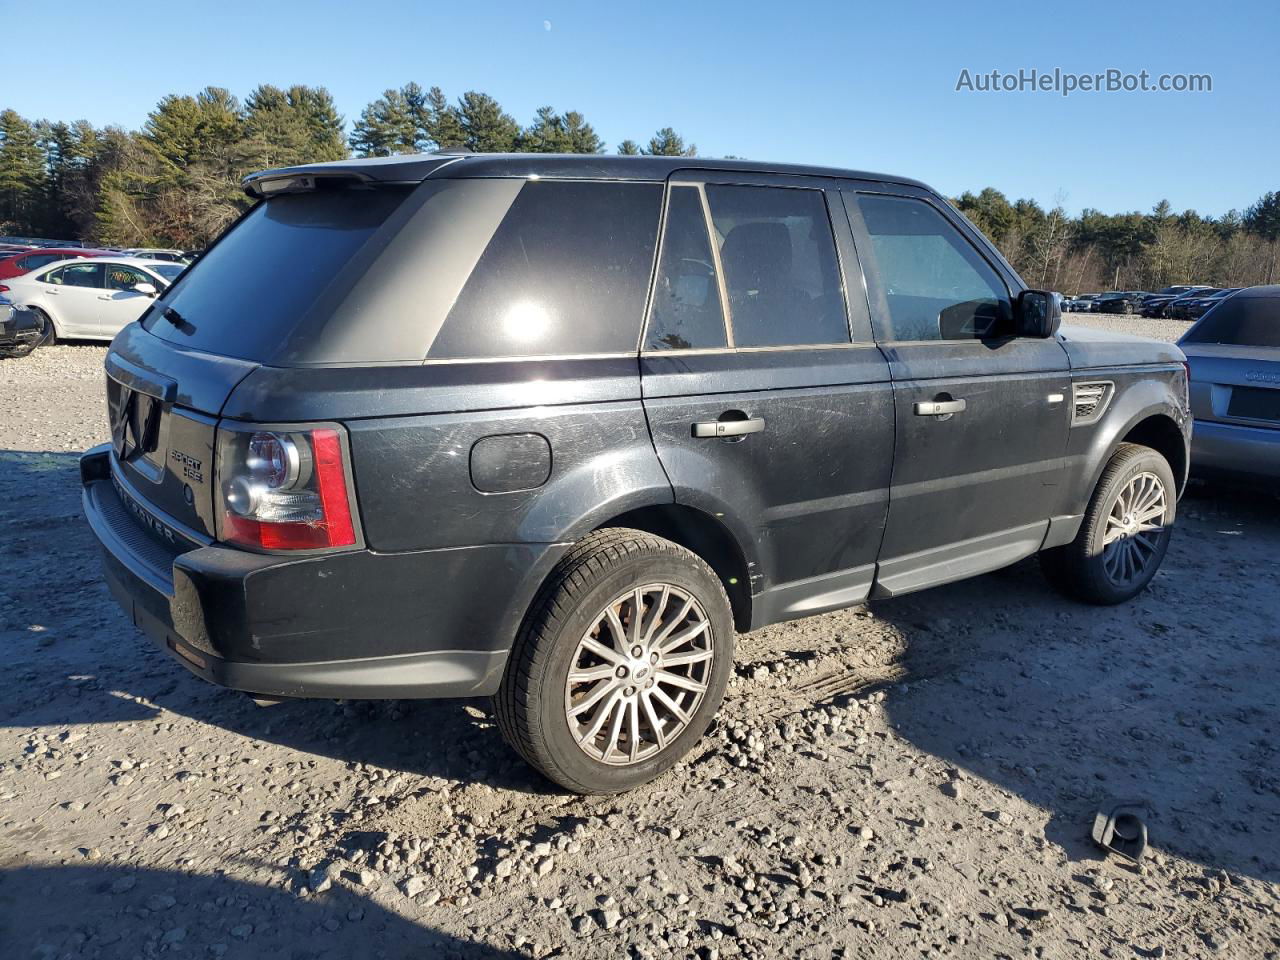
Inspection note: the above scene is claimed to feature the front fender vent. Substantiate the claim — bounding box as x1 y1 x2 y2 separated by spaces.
1072 380 1114 426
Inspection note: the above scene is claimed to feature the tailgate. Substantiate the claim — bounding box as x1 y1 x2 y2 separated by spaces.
1184 343 1280 430
105 323 259 538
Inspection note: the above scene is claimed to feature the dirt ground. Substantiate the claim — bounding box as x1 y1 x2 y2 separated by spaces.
2 319 1278 959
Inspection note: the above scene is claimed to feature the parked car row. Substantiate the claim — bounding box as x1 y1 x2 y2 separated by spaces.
1064 285 1247 321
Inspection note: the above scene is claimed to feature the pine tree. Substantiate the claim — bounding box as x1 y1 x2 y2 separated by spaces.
349 87 420 157
245 85 309 168
562 112 602 154
0 110 49 232
287 86 346 161
457 92 519 153
425 87 465 150
1244 191 1280 240
520 106 571 153
616 139 641 156
642 127 696 157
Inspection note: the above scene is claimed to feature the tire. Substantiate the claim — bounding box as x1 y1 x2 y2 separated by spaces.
1040 443 1176 605
31 308 56 346
494 528 734 794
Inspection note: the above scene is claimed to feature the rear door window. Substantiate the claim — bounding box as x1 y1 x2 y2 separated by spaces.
52 262 105 288
427 180 662 359
851 193 1011 342
645 186 728 351
704 184 849 348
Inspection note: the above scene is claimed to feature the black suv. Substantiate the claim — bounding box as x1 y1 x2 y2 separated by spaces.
81 154 1191 793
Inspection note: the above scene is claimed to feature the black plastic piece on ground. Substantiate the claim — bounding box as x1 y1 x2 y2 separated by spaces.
1091 801 1150 861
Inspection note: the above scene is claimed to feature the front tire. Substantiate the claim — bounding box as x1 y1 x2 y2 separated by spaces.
494 528 734 794
1041 443 1176 604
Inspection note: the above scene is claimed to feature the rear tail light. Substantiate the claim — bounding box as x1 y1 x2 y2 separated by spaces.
0 285 9 293
215 424 358 551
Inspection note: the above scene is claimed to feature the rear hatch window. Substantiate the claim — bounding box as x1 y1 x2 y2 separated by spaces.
144 178 662 365
1182 295 1279 348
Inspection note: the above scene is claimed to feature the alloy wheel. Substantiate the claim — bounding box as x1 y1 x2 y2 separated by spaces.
564 583 713 766
1101 471 1168 586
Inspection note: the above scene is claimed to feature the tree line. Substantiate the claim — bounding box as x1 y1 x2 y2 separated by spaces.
0 83 695 252
1 82 1276 291
955 188 1280 293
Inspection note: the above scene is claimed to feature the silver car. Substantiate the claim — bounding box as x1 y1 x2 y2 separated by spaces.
1180 285 1280 483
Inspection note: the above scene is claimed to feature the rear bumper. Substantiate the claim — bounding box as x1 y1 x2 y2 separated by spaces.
1190 419 1280 481
81 445 566 699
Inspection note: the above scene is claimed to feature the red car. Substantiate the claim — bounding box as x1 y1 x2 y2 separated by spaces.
0 247 112 281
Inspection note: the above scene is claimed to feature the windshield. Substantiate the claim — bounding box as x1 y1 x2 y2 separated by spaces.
1182 295 1279 348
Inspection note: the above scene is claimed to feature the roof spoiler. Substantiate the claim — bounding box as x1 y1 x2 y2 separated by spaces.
241 154 466 198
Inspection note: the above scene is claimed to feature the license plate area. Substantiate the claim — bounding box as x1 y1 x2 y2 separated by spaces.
1227 385 1280 423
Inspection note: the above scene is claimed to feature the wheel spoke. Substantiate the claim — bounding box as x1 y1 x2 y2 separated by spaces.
649 597 695 650
569 678 618 717
640 691 668 750
581 688 625 742
568 663 616 684
660 648 714 668
627 699 641 763
650 685 690 724
580 636 624 666
659 619 709 654
628 588 644 647
602 695 627 761
655 669 708 694
640 586 670 646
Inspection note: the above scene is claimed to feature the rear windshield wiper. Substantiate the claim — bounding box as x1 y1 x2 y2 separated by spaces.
163 306 186 327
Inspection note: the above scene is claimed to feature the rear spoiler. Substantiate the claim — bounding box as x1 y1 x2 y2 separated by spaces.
242 154 465 198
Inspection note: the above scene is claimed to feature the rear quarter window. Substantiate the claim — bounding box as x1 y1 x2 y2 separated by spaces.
427 180 663 360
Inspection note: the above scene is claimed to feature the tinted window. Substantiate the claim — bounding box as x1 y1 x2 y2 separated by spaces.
705 185 848 348
20 254 60 270
48 262 104 288
1182 295 1279 348
144 186 413 360
853 194 1011 341
645 186 727 351
105 264 150 290
429 181 662 359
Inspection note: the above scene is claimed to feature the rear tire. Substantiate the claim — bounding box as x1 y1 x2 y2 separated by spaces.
1040 443 1176 605
494 528 734 794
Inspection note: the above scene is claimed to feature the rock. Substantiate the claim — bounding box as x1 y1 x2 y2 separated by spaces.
110 876 136 894
229 924 253 940
598 907 622 930
355 868 379 888
161 927 186 944
146 894 176 911
402 875 431 898
536 857 555 877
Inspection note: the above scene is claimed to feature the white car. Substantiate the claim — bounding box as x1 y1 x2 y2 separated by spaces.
2 257 185 343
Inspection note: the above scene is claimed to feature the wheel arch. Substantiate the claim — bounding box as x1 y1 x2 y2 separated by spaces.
594 504 754 633
1121 414 1188 496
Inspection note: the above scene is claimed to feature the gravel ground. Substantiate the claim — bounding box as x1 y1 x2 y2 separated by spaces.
2 331 1278 960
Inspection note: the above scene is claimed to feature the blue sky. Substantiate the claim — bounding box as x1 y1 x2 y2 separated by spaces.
2 0 1275 216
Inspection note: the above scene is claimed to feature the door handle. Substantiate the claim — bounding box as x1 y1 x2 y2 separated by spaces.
692 417 766 438
914 399 966 417
97 295 113 300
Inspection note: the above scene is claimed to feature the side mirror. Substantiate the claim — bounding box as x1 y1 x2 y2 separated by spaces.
133 282 158 297
1016 289 1062 338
